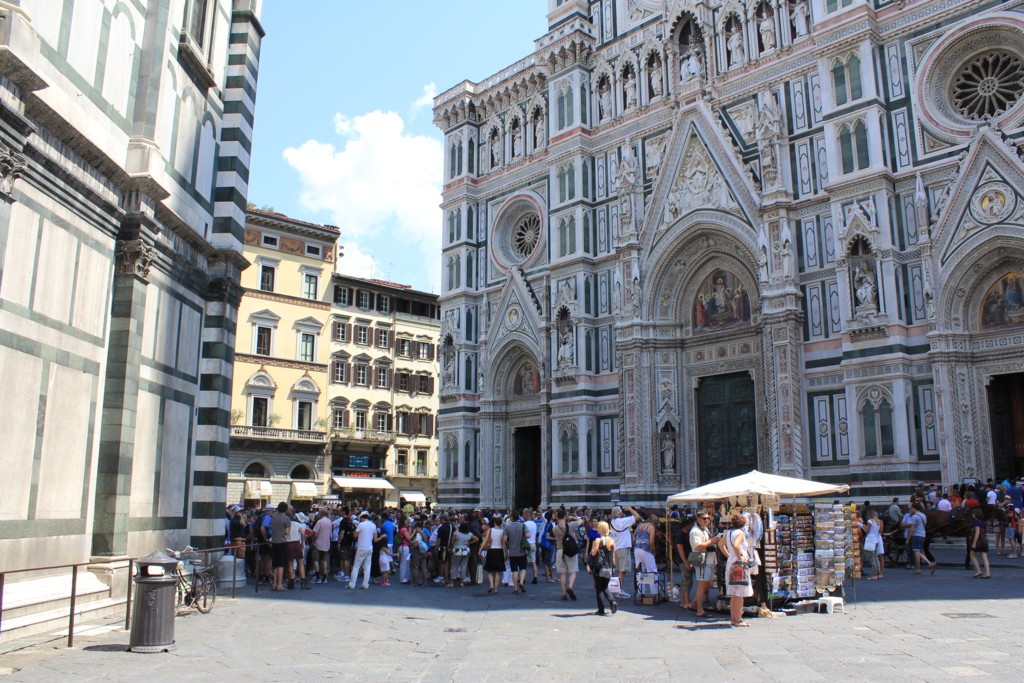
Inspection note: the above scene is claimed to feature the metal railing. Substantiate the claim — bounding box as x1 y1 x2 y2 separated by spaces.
231 425 327 442
0 559 134 648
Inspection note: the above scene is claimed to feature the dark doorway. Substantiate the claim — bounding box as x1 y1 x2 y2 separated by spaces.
988 373 1024 480
697 372 757 485
513 426 542 511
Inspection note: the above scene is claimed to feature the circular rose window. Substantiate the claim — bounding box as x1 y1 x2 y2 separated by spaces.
491 196 544 269
512 215 541 258
952 51 1024 120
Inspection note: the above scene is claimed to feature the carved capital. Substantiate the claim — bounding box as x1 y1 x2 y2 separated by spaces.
0 142 27 195
116 239 154 279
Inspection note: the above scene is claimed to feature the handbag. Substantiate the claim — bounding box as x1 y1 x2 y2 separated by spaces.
416 531 428 554
728 562 750 587
520 524 532 554
688 550 706 567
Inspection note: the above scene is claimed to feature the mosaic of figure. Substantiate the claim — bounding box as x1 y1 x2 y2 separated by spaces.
693 269 751 332
980 273 1024 329
513 360 541 396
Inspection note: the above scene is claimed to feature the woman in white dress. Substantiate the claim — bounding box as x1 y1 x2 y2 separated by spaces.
858 509 885 579
724 512 753 627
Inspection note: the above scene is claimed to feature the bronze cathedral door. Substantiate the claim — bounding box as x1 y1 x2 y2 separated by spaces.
697 372 757 485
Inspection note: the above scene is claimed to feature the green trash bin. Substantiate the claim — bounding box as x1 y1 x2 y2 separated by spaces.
129 551 179 653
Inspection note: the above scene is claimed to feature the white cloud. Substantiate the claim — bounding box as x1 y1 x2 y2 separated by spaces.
283 110 442 292
412 82 437 112
335 242 378 281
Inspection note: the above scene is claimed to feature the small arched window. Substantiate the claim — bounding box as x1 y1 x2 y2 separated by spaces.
290 464 312 480
449 144 458 179
468 140 475 174
244 462 266 478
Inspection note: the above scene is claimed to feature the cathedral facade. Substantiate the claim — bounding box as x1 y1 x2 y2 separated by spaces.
434 0 1024 508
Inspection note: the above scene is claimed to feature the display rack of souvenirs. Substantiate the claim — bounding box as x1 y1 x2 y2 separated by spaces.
812 502 854 594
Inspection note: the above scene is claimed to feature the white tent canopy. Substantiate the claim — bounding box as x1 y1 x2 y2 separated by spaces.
667 470 850 503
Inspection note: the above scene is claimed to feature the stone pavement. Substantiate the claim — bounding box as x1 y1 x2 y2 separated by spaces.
1 554 1022 683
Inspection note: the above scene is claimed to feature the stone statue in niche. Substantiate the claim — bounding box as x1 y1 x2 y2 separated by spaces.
599 81 613 120
613 273 622 314
791 0 809 37
624 70 638 109
680 40 703 84
533 110 546 150
442 344 456 386
756 91 783 189
854 266 878 309
628 277 642 316
649 57 663 97
660 434 676 472
512 125 522 158
491 135 502 167
478 371 485 394
727 22 745 67
759 13 776 52
557 325 575 367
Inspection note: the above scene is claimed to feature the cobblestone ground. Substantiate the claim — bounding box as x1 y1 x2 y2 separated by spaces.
1 543 1022 682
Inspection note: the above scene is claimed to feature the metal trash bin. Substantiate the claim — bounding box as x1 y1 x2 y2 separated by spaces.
129 551 179 653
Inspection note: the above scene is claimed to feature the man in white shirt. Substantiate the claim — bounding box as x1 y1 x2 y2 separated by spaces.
523 508 539 585
986 487 998 506
936 494 953 512
609 505 641 599
347 512 377 590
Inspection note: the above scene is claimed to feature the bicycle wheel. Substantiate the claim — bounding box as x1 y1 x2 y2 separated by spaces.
194 571 217 614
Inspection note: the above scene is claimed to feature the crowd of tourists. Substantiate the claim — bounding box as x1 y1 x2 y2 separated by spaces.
223 501 670 616
853 478 1024 581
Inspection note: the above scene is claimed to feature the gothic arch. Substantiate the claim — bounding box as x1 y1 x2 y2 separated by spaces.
488 342 542 402
937 238 1024 333
645 212 760 325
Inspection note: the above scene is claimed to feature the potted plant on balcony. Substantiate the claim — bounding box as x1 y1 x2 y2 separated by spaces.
268 413 282 427
314 417 329 433
230 408 244 425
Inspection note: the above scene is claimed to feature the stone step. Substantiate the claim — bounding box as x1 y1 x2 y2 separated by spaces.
0 596 124 644
1 573 111 622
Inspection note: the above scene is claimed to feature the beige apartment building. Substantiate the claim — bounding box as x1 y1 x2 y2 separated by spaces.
228 210 339 508
327 275 441 507
227 208 441 509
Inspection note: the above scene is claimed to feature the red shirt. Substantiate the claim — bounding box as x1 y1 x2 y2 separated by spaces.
964 498 980 509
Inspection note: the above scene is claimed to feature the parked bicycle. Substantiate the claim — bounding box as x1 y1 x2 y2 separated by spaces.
166 546 216 614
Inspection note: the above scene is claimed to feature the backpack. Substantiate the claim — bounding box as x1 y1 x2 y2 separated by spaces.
540 521 552 549
562 523 580 557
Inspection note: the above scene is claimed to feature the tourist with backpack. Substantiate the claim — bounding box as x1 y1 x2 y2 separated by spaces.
549 509 582 601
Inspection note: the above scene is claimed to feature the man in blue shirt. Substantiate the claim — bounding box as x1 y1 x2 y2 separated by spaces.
381 515 397 552
1007 480 1024 511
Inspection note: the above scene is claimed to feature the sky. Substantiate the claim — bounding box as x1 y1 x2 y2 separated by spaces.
248 1 551 294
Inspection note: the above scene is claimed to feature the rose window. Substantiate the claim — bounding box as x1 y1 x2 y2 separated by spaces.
952 51 1024 120
512 214 541 258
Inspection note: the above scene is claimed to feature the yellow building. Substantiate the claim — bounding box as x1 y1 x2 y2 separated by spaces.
326 275 441 507
228 209 339 508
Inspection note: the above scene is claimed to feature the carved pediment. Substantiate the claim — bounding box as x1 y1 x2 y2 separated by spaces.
932 129 1024 269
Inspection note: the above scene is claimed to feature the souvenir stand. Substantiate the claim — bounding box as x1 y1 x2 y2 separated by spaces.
667 471 851 610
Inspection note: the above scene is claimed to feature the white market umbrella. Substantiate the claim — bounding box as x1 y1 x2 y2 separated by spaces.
667 470 850 503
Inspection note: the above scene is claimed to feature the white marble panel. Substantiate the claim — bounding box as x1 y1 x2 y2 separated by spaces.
177 305 202 376
34 219 77 323
0 202 38 308
71 241 111 338
130 391 161 518
67 1 104 85
0 348 42 520
35 364 92 519
158 400 192 518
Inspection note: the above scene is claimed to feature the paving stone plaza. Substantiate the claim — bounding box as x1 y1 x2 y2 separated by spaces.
1 545 1021 683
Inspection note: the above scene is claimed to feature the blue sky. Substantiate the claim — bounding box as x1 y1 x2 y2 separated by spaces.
248 1 551 293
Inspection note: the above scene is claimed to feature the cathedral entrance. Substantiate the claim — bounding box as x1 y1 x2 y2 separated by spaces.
988 373 1024 480
697 372 757 485
513 426 541 511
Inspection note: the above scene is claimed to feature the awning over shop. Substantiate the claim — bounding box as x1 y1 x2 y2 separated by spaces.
332 476 395 491
400 490 427 503
244 480 273 499
290 482 318 500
